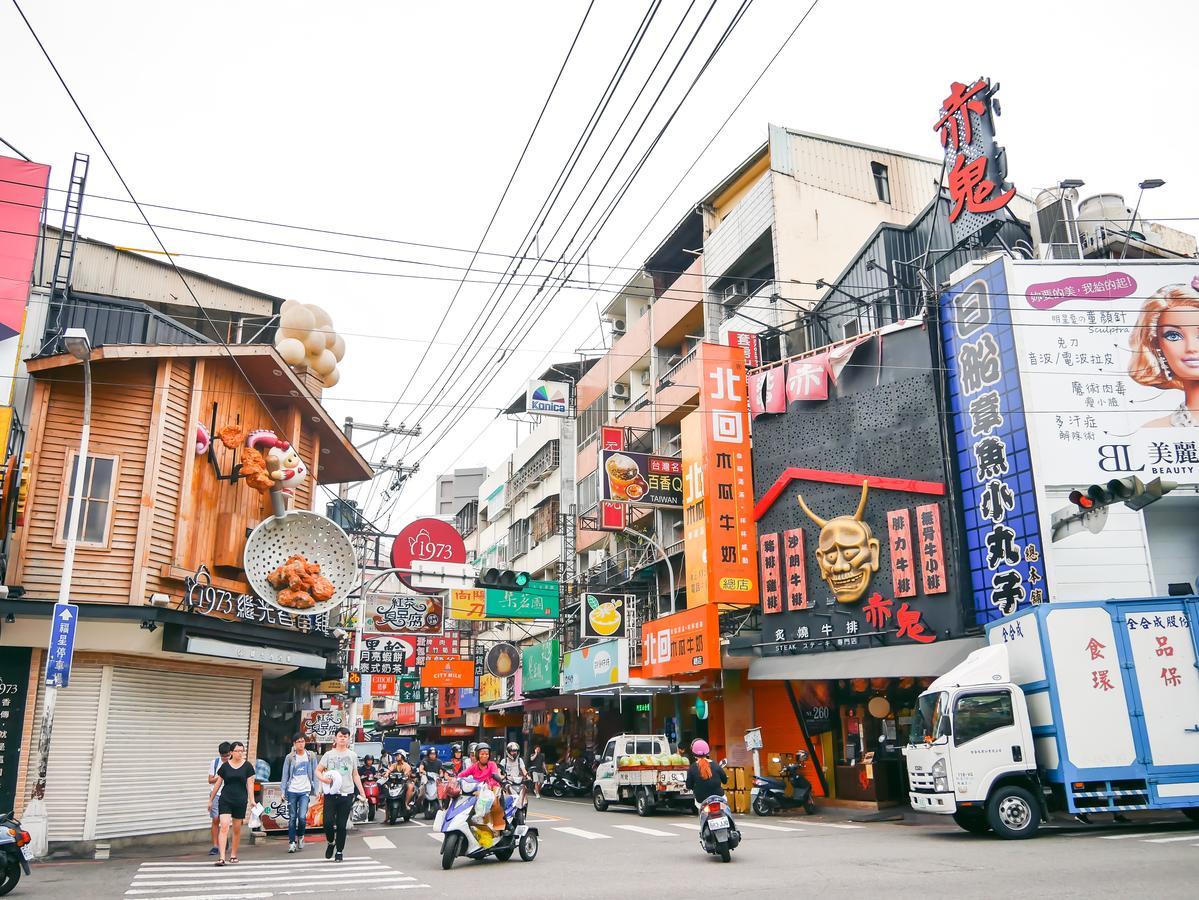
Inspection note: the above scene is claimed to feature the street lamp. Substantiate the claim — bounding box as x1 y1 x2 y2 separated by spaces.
1119 179 1166 261
25 328 92 857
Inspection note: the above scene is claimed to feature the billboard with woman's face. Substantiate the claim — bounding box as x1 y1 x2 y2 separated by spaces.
1001 261 1199 484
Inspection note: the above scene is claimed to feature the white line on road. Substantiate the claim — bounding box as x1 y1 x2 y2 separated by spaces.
1098 833 1164 840
736 821 803 832
1144 835 1199 843
362 836 396 849
134 863 383 875
612 825 677 837
428 833 443 841
671 823 702 831
130 870 401 889
126 879 417 898
553 826 611 840
138 858 374 868
796 821 864 830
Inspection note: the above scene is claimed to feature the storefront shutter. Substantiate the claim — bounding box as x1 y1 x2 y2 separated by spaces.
28 664 105 842
92 667 253 839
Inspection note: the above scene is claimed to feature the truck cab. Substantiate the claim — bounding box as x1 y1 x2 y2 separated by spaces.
904 645 1040 837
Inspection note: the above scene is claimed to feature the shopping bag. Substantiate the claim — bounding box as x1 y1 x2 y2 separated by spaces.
248 803 264 829
474 786 495 817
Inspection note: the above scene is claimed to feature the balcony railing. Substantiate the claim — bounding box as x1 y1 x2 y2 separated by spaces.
656 346 697 390
507 440 559 501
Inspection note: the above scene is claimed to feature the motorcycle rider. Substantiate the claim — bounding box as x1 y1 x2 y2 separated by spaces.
499 742 529 811
685 739 728 809
447 743 466 776
459 744 504 833
388 749 415 810
417 748 443 812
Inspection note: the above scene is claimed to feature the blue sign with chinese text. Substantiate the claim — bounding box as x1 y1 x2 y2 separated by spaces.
941 261 1047 625
44 602 79 688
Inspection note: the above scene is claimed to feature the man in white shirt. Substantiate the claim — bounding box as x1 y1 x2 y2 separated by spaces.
316 727 366 863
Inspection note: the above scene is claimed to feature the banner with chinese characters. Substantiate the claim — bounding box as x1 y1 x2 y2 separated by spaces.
640 604 720 678
355 634 417 674
600 449 682 507
0 648 30 813
681 343 759 608
368 592 444 635
752 324 967 654
522 638 560 692
941 260 1048 624
300 709 345 743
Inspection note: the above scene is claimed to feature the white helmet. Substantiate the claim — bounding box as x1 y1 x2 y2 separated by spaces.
395 748 408 760
506 742 520 753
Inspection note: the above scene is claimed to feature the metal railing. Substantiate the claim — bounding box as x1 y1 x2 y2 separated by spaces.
656 345 698 390
507 440 559 501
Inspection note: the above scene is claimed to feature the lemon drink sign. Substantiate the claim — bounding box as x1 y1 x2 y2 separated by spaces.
581 593 630 640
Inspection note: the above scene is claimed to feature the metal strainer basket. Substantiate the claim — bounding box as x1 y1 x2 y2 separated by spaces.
244 510 359 616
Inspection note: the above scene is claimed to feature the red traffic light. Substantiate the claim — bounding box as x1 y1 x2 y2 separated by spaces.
1068 490 1094 510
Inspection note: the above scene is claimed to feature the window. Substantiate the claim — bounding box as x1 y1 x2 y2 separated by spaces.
871 162 891 203
58 452 118 548
953 691 1015 745
578 394 608 449
842 318 861 340
508 517 531 558
602 739 617 762
578 470 599 513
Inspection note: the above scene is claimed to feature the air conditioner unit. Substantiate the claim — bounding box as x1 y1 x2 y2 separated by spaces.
666 354 683 370
722 283 745 307
1032 188 1082 259
611 383 630 400
611 318 627 336
639 371 652 386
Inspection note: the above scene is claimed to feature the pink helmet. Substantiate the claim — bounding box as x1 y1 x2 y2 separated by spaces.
691 739 710 756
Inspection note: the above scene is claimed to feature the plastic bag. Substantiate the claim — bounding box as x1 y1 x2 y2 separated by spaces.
474 786 495 817
248 803 264 829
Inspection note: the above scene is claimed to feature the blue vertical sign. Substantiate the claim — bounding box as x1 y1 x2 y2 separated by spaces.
44 602 79 688
941 260 1047 627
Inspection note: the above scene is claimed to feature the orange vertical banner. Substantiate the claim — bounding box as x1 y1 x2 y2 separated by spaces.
683 343 759 607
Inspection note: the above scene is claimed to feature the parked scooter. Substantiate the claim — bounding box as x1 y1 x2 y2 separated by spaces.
0 810 32 897
751 751 817 816
545 758 593 798
698 794 741 863
435 778 538 870
384 771 414 825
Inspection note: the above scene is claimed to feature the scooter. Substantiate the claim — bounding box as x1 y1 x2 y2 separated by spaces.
0 810 32 897
698 795 741 863
384 772 413 825
545 759 593 798
361 774 380 822
418 771 439 821
435 779 539 870
751 752 817 816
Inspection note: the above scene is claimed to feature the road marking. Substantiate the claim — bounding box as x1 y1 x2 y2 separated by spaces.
671 823 702 831
428 833 444 841
138 858 374 868
127 878 418 897
1144 835 1199 843
131 870 399 888
737 821 802 832
554 826 611 840
362 836 396 850
798 821 864 830
135 863 383 874
612 824 677 837
1099 833 1163 840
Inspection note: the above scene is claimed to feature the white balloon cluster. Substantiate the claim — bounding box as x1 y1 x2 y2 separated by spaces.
273 300 346 388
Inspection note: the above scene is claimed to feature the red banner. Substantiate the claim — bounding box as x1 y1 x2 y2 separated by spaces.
599 499 627 531
439 688 460 718
394 703 419 726
887 509 917 598
0 157 49 427
763 366 787 413
747 371 766 419
915 503 948 595
600 426 625 451
727 330 761 368
782 527 810 611
786 354 829 402
760 532 782 614
370 674 396 697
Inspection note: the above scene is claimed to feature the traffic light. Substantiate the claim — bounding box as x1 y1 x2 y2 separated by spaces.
1069 477 1177 513
475 568 531 591
346 671 362 699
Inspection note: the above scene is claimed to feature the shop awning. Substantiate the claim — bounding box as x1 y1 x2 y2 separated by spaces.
748 637 985 681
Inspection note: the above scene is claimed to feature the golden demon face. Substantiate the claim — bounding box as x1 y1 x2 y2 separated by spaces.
797 481 879 603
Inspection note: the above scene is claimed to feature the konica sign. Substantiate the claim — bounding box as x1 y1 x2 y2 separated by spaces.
527 380 570 417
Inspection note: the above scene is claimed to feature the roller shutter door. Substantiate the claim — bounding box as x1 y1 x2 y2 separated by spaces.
93 667 253 839
28 665 104 842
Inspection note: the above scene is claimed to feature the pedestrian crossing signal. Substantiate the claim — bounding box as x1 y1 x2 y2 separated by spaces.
347 671 362 699
475 568 531 591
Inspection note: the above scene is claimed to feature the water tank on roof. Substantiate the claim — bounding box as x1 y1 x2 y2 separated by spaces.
1077 194 1130 257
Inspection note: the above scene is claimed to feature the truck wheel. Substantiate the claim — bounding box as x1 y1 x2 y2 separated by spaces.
636 791 654 817
1182 808 1199 824
986 786 1040 839
592 787 609 812
952 810 991 834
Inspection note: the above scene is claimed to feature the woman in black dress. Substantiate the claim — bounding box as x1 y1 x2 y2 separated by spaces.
207 740 256 866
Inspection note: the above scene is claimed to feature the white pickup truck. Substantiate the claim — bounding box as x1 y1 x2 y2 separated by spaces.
592 733 692 816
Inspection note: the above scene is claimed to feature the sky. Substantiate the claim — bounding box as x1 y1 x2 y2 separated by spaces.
3 0 1198 530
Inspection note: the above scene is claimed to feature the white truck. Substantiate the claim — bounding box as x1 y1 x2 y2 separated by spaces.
904 597 1199 838
592 733 692 816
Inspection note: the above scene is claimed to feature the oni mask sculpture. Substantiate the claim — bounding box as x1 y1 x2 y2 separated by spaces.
797 481 879 603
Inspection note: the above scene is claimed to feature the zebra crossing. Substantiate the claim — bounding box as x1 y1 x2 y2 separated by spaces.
426 817 862 843
124 856 430 898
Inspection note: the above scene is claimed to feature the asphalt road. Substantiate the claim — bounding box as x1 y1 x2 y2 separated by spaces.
20 798 1199 899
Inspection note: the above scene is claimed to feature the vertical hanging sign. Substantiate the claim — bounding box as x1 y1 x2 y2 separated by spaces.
760 532 782 614
886 509 917 599
782 527 809 611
